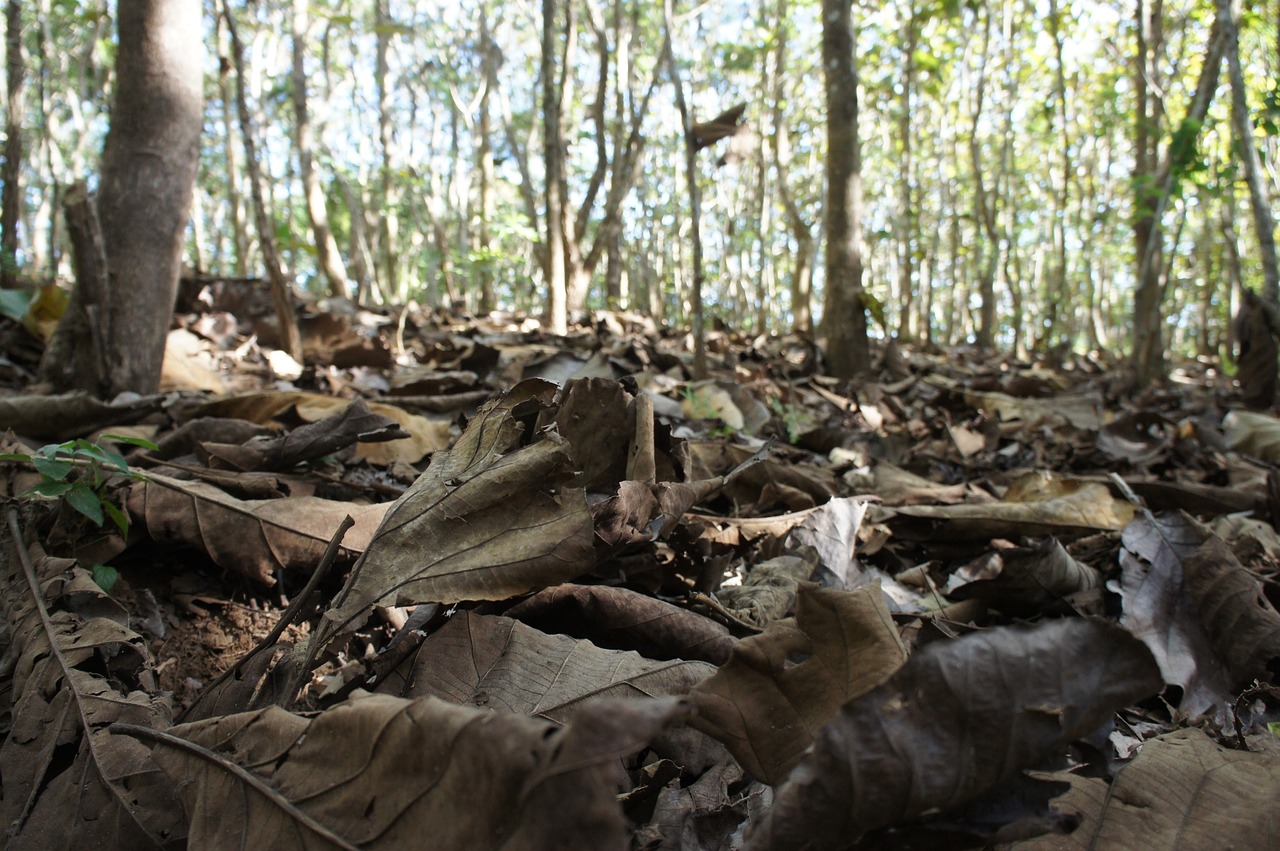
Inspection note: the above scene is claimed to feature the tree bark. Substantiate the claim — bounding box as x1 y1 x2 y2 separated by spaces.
223 0 301 363
542 0 569 334
821 0 870 378
91 0 202 395
476 8 498 313
375 0 398 302
2 0 24 287
1131 7 1225 385
663 0 706 378
291 0 348 299
1223 0 1279 304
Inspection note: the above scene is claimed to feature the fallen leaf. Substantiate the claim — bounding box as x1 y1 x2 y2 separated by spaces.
747 618 1162 849
129 691 686 850
690 583 907 784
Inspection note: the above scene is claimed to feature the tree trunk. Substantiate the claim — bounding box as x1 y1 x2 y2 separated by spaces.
216 14 248 277
2 0 24 287
663 0 706 378
223 0 301 363
821 0 870 379
1224 0 1279 304
89 0 202 395
375 0 398 302
771 0 814 334
476 8 498 313
542 0 568 334
291 0 348 299
1132 6 1225 385
896 7 918 341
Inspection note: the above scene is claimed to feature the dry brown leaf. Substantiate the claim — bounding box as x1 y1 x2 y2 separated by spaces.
885 474 1134 541
690 583 907 785
0 533 183 849
747 619 1163 850
1004 729 1280 850
320 380 594 630
1182 536 1280 690
130 691 686 850
127 471 387 585
504 583 737 664
193 390 452 464
199 398 408 471
378 610 715 719
949 536 1102 614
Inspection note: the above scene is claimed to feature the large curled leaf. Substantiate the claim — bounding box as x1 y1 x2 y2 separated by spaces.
747 619 1163 850
133 692 686 850
322 382 594 627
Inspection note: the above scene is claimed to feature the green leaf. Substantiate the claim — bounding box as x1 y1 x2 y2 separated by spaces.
100 433 160 452
91 563 119 593
32 456 73 481
0 452 32 463
28 480 74 498
102 500 130 538
65 484 105 526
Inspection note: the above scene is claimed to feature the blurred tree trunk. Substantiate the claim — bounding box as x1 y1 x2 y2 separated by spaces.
770 0 814 334
216 14 248 277
291 0 348 299
223 0 301 363
476 7 498 313
2 0 23 287
542 0 568 333
1224 0 1278 304
375 0 398 302
663 0 706 378
1132 3 1224 385
896 5 918 341
821 0 870 378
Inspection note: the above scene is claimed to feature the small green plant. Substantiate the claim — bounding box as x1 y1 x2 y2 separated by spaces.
769 398 818 444
1 432 157 541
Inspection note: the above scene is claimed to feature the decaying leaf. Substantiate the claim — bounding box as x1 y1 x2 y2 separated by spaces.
1118 511 1235 718
127 471 387 585
320 380 595 629
130 691 686 851
690 583 907 785
1005 729 1280 849
0 529 183 849
1181 536 1280 689
747 618 1163 850
504 583 737 664
377 610 714 720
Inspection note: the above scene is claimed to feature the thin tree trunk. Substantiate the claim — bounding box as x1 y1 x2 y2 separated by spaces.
476 7 498 313
2 0 24 286
223 0 301 363
542 0 568 334
375 0 398 302
291 0 348 298
663 0 706 378
1132 8 1225 384
820 0 870 378
1224 0 1279 304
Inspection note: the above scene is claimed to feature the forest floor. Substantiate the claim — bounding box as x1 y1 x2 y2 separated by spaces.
1 278 1279 850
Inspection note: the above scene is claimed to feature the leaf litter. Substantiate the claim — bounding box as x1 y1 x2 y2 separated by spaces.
1 303 1279 849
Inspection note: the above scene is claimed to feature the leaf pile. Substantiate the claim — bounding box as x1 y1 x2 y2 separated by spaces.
2 309 1279 849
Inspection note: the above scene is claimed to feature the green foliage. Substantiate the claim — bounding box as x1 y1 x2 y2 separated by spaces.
769 398 818 443
0 434 157 539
